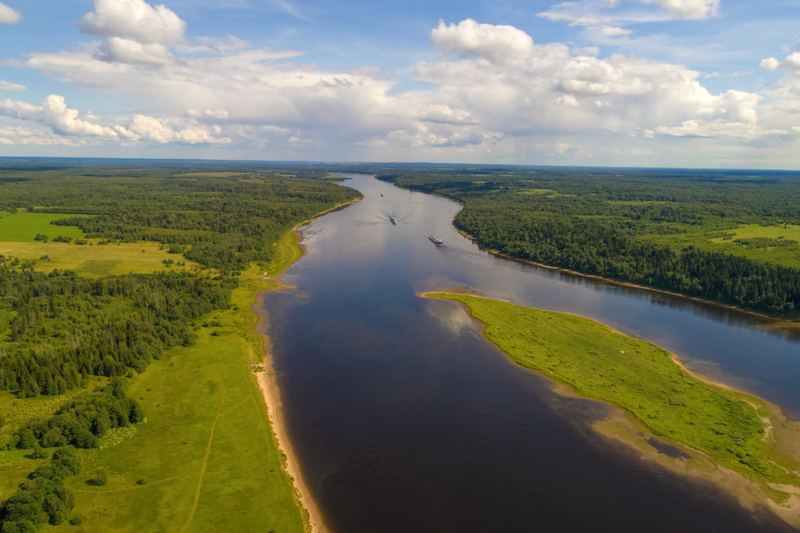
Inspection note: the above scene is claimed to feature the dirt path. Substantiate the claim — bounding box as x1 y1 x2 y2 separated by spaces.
179 333 228 533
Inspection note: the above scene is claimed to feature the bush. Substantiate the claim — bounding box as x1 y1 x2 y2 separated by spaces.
69 515 85 526
34 234 48 242
136 478 147 485
94 468 108 486
51 236 71 243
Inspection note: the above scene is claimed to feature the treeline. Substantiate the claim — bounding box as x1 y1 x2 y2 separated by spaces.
378 168 800 316
459 212 799 313
1 172 361 274
0 446 81 530
12 380 142 450
0 268 235 396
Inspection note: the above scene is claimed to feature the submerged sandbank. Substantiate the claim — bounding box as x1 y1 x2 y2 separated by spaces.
421 290 800 529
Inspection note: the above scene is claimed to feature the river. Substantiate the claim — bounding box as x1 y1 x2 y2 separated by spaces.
261 173 800 533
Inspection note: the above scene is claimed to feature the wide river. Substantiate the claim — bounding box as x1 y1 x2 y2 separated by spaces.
262 174 800 533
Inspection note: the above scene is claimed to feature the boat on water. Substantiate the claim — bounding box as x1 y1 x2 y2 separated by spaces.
390 216 398 225
429 235 443 245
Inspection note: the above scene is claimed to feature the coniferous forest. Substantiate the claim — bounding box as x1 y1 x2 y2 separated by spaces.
375 167 800 316
0 163 362 400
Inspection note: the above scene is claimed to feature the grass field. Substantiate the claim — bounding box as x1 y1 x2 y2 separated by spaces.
43 283 305 533
641 224 800 270
0 241 202 277
0 213 87 242
0 228 313 531
424 292 800 497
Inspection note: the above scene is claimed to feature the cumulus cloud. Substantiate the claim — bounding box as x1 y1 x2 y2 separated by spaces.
0 95 122 138
0 94 229 145
0 2 22 24
0 81 28 91
430 19 534 64
761 53 800 73
76 0 186 45
4 10 789 162
639 0 720 20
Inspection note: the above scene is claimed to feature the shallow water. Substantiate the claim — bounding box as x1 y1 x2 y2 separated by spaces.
262 174 800 533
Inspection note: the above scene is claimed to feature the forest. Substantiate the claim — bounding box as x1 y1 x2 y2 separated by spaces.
376 167 800 316
0 164 362 400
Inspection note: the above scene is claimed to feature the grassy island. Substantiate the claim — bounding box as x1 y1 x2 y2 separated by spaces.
423 292 800 502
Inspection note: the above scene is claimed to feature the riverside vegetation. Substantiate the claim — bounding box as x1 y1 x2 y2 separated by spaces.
0 161 361 531
424 292 800 505
376 167 800 316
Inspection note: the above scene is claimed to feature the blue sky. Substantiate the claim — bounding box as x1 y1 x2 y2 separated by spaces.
0 0 799 167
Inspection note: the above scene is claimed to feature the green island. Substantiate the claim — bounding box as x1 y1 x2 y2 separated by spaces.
373 167 800 317
0 162 361 532
423 292 800 508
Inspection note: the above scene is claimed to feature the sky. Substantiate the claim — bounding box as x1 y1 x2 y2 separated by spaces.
0 0 799 168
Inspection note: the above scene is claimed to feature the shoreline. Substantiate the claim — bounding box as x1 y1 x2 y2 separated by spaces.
251 288 328 533
245 195 362 533
420 290 800 529
454 229 800 329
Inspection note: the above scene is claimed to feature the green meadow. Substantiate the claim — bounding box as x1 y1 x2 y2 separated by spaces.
0 213 87 242
424 292 800 496
0 231 312 531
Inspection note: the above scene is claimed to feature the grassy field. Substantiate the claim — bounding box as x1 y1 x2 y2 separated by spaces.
424 292 800 497
640 223 800 271
0 241 202 277
0 212 87 242
640 229 800 270
0 229 312 531
40 283 306 533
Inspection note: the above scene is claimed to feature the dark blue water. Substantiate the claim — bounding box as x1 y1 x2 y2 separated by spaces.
262 174 800 533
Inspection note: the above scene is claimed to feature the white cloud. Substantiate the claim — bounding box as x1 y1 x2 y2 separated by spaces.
600 25 632 37
761 53 800 73
76 0 186 45
0 81 27 91
0 2 21 24
4 12 792 164
639 0 720 20
430 19 534 64
0 95 122 138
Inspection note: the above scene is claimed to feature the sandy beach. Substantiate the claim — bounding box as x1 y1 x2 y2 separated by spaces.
251 288 329 533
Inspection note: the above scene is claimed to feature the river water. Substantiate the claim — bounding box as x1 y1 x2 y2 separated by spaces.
262 174 800 533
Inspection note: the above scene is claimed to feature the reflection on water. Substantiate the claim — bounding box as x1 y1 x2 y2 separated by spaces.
262 174 800 533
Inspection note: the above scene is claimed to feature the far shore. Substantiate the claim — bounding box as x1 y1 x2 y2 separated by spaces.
454 229 800 329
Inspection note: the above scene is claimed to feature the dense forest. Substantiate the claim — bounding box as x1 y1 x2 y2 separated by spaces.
0 167 358 274
376 167 800 316
0 267 234 397
0 164 362 401
12 380 142 450
0 446 82 531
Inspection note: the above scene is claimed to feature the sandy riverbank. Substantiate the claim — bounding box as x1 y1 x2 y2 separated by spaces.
420 290 800 530
251 288 328 533
245 196 362 533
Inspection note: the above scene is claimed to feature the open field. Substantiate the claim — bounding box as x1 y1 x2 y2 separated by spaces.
710 224 800 243
0 213 87 242
642 226 800 271
0 241 202 277
0 226 316 531
423 292 800 500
